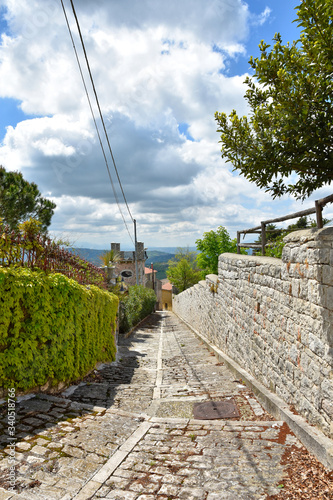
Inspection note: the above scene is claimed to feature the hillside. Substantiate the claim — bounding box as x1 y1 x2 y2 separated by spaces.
145 250 175 264
72 248 105 267
72 247 175 279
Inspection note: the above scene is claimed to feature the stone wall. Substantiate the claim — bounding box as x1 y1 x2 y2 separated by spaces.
173 228 333 437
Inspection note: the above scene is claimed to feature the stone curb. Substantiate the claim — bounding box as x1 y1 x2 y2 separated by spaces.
123 313 153 339
174 312 333 470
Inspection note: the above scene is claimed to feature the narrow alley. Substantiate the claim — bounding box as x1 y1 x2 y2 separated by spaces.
0 312 330 500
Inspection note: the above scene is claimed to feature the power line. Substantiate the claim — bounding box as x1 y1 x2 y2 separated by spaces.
60 0 134 245
69 0 134 224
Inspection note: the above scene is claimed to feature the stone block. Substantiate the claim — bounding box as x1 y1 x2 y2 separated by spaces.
322 399 333 419
289 344 299 366
326 286 333 312
308 333 326 357
322 266 333 285
291 279 300 298
322 319 333 347
307 248 330 265
291 246 307 263
321 379 333 400
308 281 326 306
323 346 333 367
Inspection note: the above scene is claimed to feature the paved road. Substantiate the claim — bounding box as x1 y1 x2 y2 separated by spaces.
0 311 305 499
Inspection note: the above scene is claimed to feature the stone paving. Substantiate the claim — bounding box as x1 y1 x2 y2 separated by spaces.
0 311 306 499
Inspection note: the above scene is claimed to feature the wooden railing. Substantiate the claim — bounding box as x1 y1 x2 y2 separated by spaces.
237 194 333 255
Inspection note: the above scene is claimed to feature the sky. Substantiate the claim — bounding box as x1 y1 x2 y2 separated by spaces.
0 0 331 250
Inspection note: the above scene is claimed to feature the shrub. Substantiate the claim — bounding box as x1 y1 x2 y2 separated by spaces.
0 267 118 391
118 285 156 334
0 218 107 288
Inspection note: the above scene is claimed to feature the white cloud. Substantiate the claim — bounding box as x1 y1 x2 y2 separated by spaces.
253 7 272 26
0 0 317 249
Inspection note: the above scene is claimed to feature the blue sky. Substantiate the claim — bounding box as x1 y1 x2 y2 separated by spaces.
0 0 331 249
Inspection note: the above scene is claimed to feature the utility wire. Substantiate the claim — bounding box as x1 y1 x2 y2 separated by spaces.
60 0 134 245
69 0 134 224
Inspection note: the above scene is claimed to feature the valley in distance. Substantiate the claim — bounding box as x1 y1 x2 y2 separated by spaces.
73 247 196 280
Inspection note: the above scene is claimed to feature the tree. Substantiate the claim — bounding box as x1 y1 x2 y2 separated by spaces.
195 226 240 275
0 166 56 232
99 249 121 268
215 0 333 200
166 247 202 292
173 246 198 266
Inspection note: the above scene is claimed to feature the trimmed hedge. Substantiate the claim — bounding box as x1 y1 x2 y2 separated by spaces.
0 267 118 392
119 285 156 334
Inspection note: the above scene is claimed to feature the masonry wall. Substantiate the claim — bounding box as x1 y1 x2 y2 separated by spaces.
173 228 333 437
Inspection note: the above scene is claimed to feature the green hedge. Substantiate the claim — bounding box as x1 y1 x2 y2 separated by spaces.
119 285 156 334
0 267 118 391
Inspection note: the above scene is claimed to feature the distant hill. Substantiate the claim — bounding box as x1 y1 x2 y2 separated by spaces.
148 246 197 254
145 250 175 264
145 250 176 279
72 247 176 279
73 248 106 266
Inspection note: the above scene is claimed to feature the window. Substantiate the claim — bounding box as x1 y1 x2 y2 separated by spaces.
121 270 133 278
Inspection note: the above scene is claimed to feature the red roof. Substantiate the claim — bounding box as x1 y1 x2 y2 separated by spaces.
162 282 172 291
145 267 157 274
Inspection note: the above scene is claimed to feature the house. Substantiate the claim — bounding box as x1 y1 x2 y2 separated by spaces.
161 280 173 310
145 265 162 309
111 242 147 286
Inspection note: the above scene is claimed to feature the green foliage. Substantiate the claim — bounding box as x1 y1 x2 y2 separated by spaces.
0 166 56 231
196 226 244 275
0 267 118 391
118 285 156 333
264 232 289 259
0 218 107 288
166 259 202 293
166 247 202 292
148 262 169 280
258 216 330 258
173 247 198 265
215 0 333 200
99 249 121 267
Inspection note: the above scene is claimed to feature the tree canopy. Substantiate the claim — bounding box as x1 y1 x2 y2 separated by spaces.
215 0 333 200
0 166 56 232
166 247 202 292
195 226 240 275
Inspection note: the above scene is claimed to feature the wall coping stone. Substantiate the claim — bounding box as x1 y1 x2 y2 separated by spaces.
283 227 333 243
221 253 281 265
206 274 218 283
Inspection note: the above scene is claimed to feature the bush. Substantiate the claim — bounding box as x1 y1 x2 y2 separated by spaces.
118 285 156 334
0 267 118 391
0 218 107 288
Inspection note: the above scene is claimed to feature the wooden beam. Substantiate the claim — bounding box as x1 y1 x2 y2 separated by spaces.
316 193 333 207
315 200 323 228
238 243 263 248
262 207 316 225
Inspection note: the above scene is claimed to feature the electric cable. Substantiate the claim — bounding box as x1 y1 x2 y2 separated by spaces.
60 0 134 245
69 0 134 224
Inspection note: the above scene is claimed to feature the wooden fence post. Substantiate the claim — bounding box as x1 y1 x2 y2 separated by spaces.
261 222 266 256
315 200 323 229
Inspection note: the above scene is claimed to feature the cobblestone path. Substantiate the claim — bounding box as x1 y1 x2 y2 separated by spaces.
0 312 305 499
